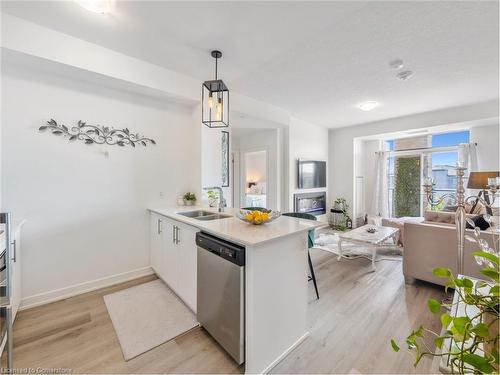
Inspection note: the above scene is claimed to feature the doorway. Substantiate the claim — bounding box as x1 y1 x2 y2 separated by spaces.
241 150 268 209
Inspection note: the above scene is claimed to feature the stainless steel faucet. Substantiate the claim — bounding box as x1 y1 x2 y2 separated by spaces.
204 187 227 212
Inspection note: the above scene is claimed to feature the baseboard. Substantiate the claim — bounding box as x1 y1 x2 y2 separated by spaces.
260 331 309 374
19 266 154 311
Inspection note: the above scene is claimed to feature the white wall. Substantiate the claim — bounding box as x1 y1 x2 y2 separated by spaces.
470 124 500 171
288 117 329 211
329 101 499 217
245 151 267 184
1 62 200 306
232 128 280 210
200 124 231 207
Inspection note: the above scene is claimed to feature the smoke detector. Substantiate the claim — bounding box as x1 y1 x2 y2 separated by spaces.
397 70 414 81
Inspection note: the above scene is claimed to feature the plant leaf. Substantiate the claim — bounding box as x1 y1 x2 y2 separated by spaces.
39 126 47 131
490 285 499 296
473 251 499 265
434 336 444 349
492 347 499 364
150 139 156 145
390 339 400 352
428 298 441 314
471 323 489 338
453 316 471 335
69 135 77 141
433 267 452 278
440 313 453 328
481 268 500 282
462 353 494 373
462 278 474 289
61 124 68 132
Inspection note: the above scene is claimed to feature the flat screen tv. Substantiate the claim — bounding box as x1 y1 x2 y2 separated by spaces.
298 160 326 189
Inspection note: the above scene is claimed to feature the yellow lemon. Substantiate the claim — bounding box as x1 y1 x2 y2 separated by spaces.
261 213 270 221
245 213 253 221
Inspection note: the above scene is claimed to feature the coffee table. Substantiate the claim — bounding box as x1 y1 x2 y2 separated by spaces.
337 224 399 271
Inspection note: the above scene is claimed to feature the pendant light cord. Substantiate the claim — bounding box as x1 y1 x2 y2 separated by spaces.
214 56 218 80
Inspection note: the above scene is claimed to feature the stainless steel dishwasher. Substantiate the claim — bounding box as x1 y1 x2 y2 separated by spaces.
196 232 245 365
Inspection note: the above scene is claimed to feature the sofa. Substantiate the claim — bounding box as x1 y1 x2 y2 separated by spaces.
402 210 498 286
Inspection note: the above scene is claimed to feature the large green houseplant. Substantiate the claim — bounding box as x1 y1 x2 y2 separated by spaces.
391 221 499 373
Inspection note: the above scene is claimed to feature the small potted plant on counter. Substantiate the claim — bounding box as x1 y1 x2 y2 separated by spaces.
183 192 197 206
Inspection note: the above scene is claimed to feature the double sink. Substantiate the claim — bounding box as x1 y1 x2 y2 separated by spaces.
178 210 232 221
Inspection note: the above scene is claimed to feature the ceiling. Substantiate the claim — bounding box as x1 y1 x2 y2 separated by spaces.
2 1 498 128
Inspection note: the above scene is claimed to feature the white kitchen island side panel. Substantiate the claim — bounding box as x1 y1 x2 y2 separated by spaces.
245 233 309 374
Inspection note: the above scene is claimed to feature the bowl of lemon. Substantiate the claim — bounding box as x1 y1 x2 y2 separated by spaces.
237 209 281 225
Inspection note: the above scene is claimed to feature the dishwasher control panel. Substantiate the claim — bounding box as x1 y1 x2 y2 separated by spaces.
196 232 245 266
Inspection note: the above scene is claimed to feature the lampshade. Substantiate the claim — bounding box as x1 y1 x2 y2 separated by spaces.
467 171 500 189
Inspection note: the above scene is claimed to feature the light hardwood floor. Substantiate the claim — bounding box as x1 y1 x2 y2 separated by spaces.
10 250 446 374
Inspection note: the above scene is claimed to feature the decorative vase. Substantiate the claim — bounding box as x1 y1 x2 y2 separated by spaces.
185 200 195 206
177 197 185 206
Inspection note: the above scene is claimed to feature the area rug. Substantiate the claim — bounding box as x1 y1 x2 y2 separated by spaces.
104 279 198 361
313 232 403 261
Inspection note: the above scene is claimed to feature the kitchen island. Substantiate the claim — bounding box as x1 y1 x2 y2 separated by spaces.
148 206 323 374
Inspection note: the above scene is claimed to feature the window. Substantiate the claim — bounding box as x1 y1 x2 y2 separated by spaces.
386 130 469 217
428 152 459 210
432 131 469 148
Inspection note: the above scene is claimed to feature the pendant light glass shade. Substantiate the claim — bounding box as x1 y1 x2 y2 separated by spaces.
202 51 229 128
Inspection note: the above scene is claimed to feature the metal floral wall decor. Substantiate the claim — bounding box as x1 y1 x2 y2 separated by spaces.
39 119 156 148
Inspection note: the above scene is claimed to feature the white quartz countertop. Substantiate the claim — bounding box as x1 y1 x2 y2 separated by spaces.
148 206 323 246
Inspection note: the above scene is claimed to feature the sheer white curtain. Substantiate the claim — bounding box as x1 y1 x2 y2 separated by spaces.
459 142 478 172
459 142 478 196
372 151 389 218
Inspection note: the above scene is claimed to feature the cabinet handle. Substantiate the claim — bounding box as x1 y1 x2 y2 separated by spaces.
172 225 176 243
157 219 162 234
11 240 16 263
176 226 180 244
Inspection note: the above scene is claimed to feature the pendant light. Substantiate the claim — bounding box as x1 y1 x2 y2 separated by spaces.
202 50 229 128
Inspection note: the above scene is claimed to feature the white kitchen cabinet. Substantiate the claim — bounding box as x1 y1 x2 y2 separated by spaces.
163 218 179 293
175 221 198 312
10 228 22 320
149 212 198 313
150 213 166 279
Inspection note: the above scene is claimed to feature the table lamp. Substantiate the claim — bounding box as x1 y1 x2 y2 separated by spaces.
467 171 499 214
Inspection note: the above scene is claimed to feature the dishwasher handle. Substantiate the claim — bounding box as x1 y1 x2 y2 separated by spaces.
196 232 245 267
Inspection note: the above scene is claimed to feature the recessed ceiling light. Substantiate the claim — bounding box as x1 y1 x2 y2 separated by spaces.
397 70 413 81
389 59 404 69
357 101 380 111
74 0 113 14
